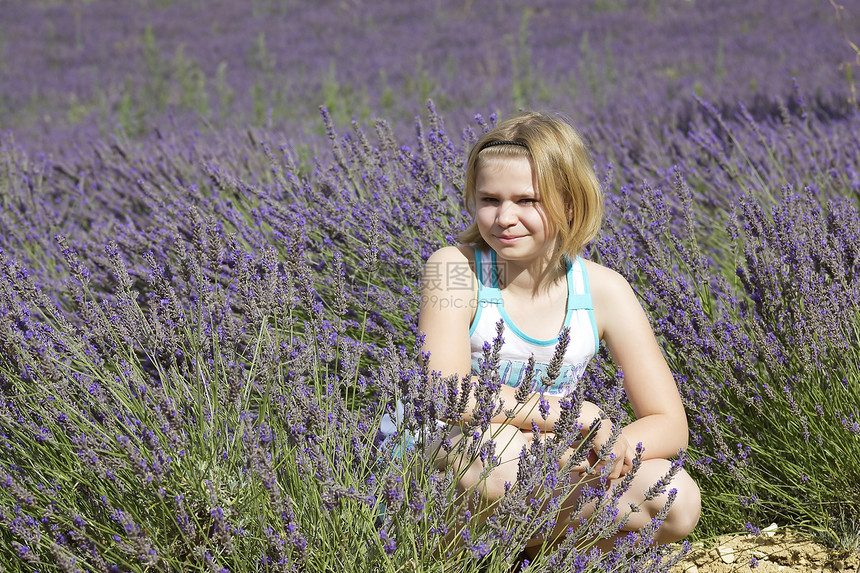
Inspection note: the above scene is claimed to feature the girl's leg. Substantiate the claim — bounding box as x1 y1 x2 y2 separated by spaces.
621 459 701 544
432 422 530 502
429 422 532 561
433 427 701 558
526 458 701 557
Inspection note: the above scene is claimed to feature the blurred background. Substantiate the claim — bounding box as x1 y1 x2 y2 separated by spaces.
3 0 858 153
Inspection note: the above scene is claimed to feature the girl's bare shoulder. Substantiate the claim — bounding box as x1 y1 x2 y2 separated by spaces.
580 258 631 295
425 244 477 266
419 245 481 333
421 245 479 299
580 259 640 338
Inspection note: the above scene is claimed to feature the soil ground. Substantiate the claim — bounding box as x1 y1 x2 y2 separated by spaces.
673 528 860 573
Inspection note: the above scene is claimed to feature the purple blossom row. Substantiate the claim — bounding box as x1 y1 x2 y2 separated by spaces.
2 0 858 153
0 0 859 566
0 90 858 568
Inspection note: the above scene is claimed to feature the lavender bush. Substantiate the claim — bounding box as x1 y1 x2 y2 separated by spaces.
1 0 860 570
0 109 688 570
2 94 859 569
586 93 860 540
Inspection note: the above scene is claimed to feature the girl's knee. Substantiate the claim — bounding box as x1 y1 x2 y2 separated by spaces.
453 424 528 502
629 460 701 543
657 470 702 543
459 462 514 503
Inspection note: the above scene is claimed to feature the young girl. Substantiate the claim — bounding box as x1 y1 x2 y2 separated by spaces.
417 111 701 555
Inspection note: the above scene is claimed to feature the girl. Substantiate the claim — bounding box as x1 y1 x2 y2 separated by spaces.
417 111 701 555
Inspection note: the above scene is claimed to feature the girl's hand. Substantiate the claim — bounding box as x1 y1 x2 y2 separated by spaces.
573 420 635 481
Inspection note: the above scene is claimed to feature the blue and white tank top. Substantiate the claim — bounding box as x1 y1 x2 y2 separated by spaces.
469 247 599 397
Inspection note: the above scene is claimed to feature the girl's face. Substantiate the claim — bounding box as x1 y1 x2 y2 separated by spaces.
475 156 557 267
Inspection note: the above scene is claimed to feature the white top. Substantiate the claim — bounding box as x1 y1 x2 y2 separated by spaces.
469 247 599 397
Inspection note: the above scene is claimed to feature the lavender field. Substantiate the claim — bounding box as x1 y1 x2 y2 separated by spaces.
1 0 860 571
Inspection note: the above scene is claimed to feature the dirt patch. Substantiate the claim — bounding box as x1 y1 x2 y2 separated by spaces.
673 528 860 573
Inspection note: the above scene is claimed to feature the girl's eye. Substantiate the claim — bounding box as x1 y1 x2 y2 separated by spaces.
481 197 498 203
520 198 537 204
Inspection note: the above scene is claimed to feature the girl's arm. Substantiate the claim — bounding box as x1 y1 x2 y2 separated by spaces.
416 246 476 383
592 263 689 460
458 381 605 433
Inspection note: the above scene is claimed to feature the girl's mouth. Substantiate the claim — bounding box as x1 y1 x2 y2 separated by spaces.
496 235 523 245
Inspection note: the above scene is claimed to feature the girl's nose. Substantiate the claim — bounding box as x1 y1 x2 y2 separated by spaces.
497 202 517 225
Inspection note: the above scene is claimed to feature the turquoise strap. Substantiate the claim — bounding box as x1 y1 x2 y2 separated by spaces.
566 255 592 309
567 293 593 310
479 249 503 304
577 256 600 352
482 286 504 304
469 248 489 338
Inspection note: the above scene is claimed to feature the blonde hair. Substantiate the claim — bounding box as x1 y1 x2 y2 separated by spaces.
458 111 604 276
